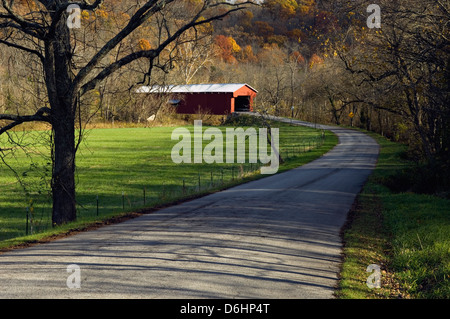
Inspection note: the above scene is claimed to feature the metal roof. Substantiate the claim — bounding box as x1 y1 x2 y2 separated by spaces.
137 83 258 94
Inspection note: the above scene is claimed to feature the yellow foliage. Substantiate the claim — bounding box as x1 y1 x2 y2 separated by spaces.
229 37 241 54
81 10 90 20
89 9 107 20
195 16 214 34
95 9 108 19
138 39 152 51
240 45 257 62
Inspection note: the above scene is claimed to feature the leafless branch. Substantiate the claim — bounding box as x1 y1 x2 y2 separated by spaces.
0 107 52 136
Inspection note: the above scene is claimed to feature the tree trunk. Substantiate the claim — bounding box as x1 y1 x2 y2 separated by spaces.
51 111 77 225
46 18 78 226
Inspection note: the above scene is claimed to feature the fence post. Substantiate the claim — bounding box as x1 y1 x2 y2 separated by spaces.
26 207 29 236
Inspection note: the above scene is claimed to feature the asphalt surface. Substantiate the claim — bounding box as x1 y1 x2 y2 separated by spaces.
0 118 379 299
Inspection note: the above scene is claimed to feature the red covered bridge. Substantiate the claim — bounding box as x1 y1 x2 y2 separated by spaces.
137 83 258 115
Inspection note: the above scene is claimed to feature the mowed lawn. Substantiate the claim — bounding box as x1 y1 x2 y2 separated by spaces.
0 121 338 244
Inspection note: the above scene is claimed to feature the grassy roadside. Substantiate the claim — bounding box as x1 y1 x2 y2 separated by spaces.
0 119 338 252
337 131 450 299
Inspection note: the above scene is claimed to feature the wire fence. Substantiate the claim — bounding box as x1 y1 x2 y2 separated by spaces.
22 133 326 237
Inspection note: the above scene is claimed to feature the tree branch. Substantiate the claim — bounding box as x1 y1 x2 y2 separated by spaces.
0 37 44 62
80 50 158 95
79 1 250 95
73 0 165 89
0 108 52 136
0 19 45 39
0 0 45 38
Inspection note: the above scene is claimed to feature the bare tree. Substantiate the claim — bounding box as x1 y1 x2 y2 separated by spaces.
323 0 450 159
176 36 214 84
0 0 253 225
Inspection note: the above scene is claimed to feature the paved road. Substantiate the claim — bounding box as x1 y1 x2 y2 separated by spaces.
0 119 379 299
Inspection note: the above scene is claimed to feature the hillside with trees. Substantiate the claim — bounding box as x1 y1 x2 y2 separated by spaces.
212 0 450 193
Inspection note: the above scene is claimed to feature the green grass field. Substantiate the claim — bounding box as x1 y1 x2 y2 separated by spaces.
337 132 450 299
0 119 338 249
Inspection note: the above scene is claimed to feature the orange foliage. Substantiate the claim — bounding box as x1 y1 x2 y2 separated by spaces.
95 9 109 19
290 51 306 64
309 53 324 68
214 35 241 64
138 39 152 51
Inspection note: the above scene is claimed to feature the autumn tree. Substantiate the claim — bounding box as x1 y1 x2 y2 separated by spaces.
214 34 241 63
326 0 449 159
0 0 253 226
312 0 449 192
263 0 298 19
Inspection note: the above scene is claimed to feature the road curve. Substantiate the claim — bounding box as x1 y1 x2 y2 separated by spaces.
0 118 379 299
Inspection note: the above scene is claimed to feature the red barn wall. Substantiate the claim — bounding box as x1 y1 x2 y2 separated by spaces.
176 93 233 115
